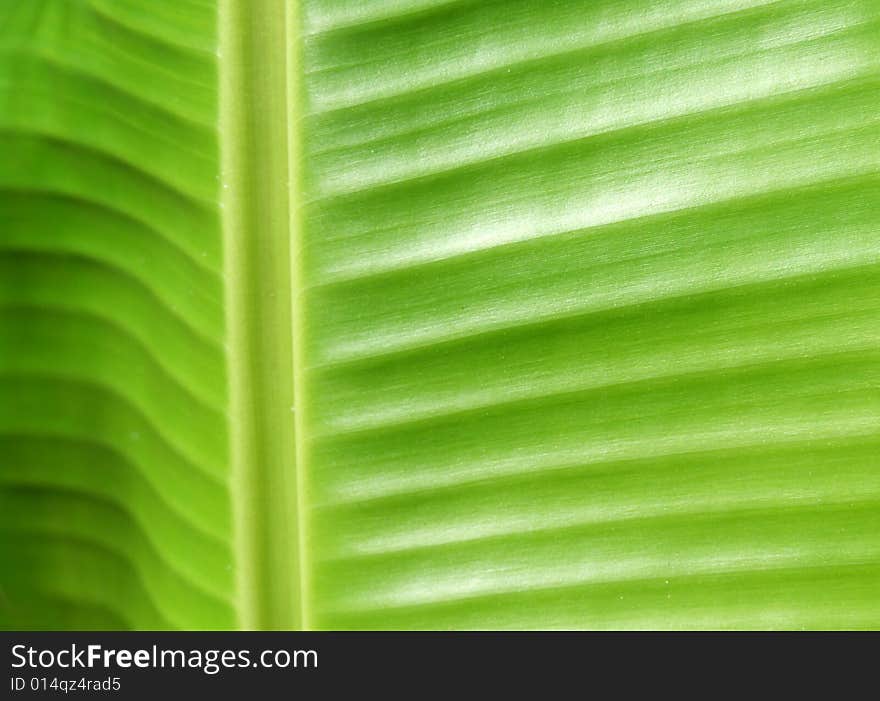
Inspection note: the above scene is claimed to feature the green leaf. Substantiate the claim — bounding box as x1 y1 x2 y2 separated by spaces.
2 0 880 630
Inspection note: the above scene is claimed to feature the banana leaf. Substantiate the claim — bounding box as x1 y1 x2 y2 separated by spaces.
1 0 879 630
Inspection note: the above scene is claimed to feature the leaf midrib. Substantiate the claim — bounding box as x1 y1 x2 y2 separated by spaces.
220 0 307 630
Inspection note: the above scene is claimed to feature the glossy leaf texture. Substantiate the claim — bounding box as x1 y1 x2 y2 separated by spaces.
2 0 880 630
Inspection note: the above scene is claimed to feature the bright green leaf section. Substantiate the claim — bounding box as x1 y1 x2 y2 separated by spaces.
0 0 233 630
2 0 880 630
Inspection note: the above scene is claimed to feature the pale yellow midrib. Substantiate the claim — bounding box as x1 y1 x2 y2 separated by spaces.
220 0 304 630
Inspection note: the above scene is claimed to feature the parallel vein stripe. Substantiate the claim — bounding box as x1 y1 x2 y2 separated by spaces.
0 250 224 349
3 531 214 629
0 434 229 545
0 306 225 415
0 191 222 278
0 48 218 130
325 561 880 619
314 343 880 439
0 372 226 486
0 130 218 210
311 258 880 370
305 1 871 148
3 534 176 629
86 0 216 57
2 487 233 605
306 106 880 205
309 160 880 285
310 58 879 196
318 419 880 507
302 0 796 110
